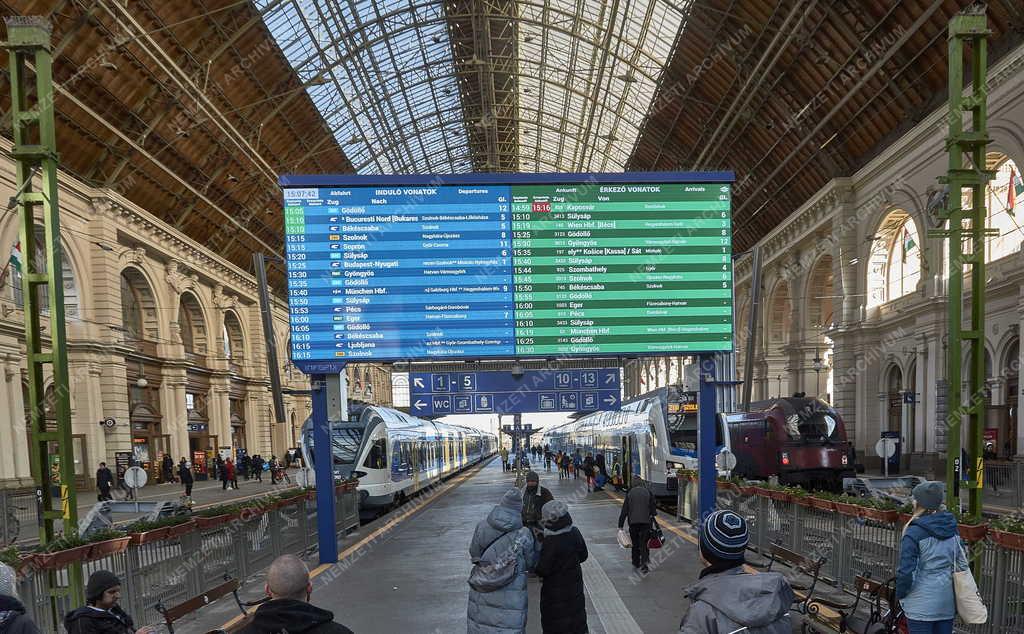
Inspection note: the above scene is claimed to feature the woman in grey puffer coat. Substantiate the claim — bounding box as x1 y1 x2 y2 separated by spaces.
467 488 540 634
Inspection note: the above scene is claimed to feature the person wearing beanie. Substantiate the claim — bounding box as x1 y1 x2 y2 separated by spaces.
618 481 657 573
64 570 154 634
896 481 968 634
0 563 39 634
521 471 554 534
535 500 588 633
467 488 540 634
679 510 794 634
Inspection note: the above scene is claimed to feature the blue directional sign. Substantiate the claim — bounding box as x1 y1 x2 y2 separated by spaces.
408 368 621 415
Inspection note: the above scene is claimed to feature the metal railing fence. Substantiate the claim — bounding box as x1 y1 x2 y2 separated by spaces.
678 482 1024 634
14 488 358 632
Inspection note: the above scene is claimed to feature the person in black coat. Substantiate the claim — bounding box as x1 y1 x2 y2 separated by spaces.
535 500 588 634
64 570 154 634
238 555 353 634
161 454 174 485
177 458 194 499
95 463 114 502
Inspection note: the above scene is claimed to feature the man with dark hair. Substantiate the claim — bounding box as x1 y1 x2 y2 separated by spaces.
64 570 154 633
238 555 353 633
521 471 554 535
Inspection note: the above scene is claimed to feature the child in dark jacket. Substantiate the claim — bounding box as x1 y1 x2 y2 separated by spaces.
535 500 589 634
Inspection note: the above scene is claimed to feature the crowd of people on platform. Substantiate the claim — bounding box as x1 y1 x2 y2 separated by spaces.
498 445 624 493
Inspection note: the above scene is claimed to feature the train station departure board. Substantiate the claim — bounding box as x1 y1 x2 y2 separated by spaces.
281 173 733 367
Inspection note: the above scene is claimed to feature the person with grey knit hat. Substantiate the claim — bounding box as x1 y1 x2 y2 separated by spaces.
467 488 540 634
679 510 793 634
0 563 39 634
64 570 154 634
535 500 588 633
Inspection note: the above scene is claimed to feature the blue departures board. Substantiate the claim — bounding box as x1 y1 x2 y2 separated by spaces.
286 185 516 361
283 174 734 366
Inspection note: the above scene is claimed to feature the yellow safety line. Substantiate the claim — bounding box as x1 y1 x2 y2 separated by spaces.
216 459 491 632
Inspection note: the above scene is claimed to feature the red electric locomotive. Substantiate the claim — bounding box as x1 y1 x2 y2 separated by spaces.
719 396 857 491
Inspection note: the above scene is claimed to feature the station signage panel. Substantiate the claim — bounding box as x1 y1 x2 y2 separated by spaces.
281 173 733 369
408 368 621 416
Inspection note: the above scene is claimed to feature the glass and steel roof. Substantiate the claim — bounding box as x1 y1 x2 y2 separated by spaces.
257 0 692 174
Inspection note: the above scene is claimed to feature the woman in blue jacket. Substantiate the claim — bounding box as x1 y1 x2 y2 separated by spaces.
896 481 968 634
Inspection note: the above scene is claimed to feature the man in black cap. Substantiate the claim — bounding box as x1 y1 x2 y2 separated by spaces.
64 570 154 633
521 471 554 536
238 555 353 633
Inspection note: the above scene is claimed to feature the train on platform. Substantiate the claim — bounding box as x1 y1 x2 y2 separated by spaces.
542 385 856 496
300 404 498 517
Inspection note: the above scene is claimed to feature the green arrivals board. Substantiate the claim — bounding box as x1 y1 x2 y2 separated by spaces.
510 183 732 356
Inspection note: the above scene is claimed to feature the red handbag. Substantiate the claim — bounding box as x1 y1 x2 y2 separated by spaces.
647 520 664 549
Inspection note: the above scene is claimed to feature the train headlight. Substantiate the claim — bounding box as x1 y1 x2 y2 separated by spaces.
781 452 790 466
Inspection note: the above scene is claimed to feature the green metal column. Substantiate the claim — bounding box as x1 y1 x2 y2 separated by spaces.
929 8 993 521
3 16 83 609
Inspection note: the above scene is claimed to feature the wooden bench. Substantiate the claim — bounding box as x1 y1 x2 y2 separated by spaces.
765 544 828 615
155 575 248 634
806 575 902 634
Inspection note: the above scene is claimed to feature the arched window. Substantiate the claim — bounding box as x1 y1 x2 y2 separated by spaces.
767 282 791 347
886 365 903 433
222 311 245 364
806 255 834 331
868 210 920 306
178 293 208 358
12 226 79 317
971 153 1024 262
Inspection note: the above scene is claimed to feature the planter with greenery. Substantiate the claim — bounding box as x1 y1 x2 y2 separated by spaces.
989 516 1024 551
716 477 738 492
676 469 698 483
0 546 22 570
953 510 988 542
195 504 243 529
86 530 131 560
751 482 794 503
127 515 196 545
806 491 836 512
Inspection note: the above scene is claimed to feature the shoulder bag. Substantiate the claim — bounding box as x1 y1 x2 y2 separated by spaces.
468 531 525 593
647 517 664 549
953 540 987 624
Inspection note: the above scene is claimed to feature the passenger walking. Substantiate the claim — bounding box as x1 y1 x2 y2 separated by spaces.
896 481 969 634
610 460 622 490
594 454 607 491
237 555 354 633
177 458 193 499
521 471 554 535
222 458 237 490
467 489 540 634
618 481 656 573
64 570 155 634
572 450 582 480
95 462 114 502
253 454 264 482
161 454 175 485
544 449 552 472
0 562 40 634
582 453 596 492
535 500 588 634
500 446 509 472
678 510 793 634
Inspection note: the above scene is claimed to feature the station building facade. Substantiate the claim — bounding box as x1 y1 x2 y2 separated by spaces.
0 140 391 489
730 44 1024 473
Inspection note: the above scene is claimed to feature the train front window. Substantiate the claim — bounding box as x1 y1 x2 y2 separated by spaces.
362 438 386 470
785 412 841 441
331 428 363 464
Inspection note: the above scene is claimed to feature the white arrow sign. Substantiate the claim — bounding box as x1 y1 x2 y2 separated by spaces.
603 394 617 405
413 378 425 389
604 373 615 385
413 399 427 410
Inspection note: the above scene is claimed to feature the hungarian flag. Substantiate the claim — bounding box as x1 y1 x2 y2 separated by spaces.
9 241 20 273
902 228 916 261
1009 167 1023 215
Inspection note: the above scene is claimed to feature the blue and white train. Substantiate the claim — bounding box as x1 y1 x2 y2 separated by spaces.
542 385 723 497
300 404 498 516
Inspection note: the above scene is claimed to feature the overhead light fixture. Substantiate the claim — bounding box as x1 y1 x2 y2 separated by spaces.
616 72 638 83
819 132 838 150
432 34 444 44
308 75 330 86
227 174 239 183
175 127 190 138
347 134 363 144
524 35 535 43
99 61 118 71
600 133 618 141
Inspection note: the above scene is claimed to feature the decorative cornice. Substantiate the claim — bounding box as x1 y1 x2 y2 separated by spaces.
212 284 241 311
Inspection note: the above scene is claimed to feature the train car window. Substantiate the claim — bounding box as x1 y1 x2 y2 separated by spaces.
362 438 387 470
331 428 364 464
785 411 841 441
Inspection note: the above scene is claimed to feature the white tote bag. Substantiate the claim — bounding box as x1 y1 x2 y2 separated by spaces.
616 528 632 549
953 542 988 624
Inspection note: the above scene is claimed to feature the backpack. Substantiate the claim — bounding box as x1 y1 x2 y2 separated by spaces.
468 530 527 593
